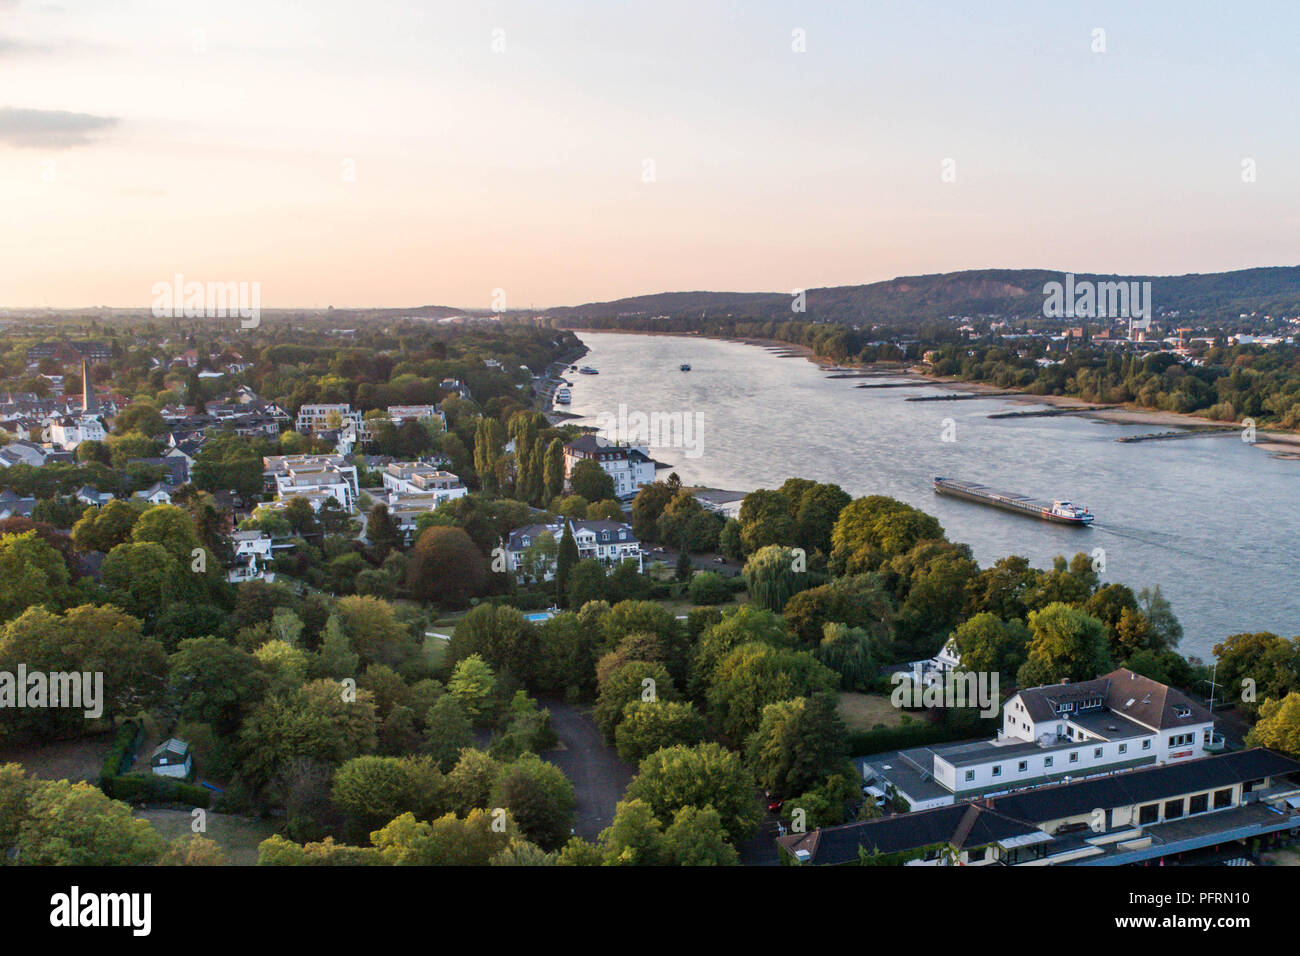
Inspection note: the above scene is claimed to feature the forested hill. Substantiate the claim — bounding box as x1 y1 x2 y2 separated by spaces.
543 266 1300 327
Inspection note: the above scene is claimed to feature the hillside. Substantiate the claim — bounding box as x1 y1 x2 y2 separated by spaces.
543 266 1300 327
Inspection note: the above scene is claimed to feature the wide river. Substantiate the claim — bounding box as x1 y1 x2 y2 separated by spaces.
563 331 1298 661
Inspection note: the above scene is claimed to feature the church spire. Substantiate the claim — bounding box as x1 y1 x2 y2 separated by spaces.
81 358 99 415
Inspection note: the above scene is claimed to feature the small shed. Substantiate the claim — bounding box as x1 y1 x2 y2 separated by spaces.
149 738 192 779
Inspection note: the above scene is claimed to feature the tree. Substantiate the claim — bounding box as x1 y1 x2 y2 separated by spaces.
1138 585 1183 651
12 777 163 865
425 696 473 771
367 502 402 560
718 518 742 559
331 596 419 670
71 498 138 553
598 798 665 866
0 604 167 739
951 612 1030 684
331 755 443 836
102 540 197 621
159 834 228 866
447 603 536 684
448 655 498 723
737 489 796 554
238 680 379 794
1016 603 1112 687
624 742 760 843
1246 693 1300 757
169 636 269 735
594 661 675 742
567 558 607 609
372 808 510 866
782 573 892 647
542 438 565 503
742 544 805 612
657 490 721 553
661 805 739 866
631 482 674 541
706 642 837 741
614 700 707 764
688 571 732 606
0 531 68 622
554 521 579 605
569 458 615 503
745 694 847 796
407 526 488 607
815 623 879 691
488 753 576 851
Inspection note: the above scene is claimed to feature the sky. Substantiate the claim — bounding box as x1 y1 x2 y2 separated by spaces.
1 0 1298 310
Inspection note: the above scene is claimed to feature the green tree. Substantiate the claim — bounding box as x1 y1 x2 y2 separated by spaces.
745 694 847 796
569 458 616 503
488 753 576 851
625 742 759 843
1017 603 1112 687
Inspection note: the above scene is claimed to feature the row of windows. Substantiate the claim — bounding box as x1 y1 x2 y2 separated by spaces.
964 739 1152 782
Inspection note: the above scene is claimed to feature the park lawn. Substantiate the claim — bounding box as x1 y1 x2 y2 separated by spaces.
136 808 278 866
837 691 908 733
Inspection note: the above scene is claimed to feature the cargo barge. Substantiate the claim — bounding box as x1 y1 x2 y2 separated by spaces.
934 477 1093 525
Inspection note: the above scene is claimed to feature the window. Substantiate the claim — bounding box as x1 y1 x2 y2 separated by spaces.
1018 761 1028 773
992 765 1001 777
1118 743 1127 754
1138 803 1160 825
1164 799 1184 820
1069 752 1079 764
1188 794 1208 815
1094 747 1103 758
965 770 974 782
1213 788 1233 809
1044 756 1054 768
1142 739 1151 750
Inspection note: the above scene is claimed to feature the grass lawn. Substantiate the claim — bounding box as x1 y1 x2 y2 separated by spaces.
837 691 908 733
0 734 112 784
136 808 278 866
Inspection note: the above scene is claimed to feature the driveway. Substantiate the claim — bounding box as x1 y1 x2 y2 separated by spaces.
544 702 635 841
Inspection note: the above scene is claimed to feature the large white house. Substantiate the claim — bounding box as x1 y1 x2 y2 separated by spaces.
263 454 359 513
381 462 467 502
861 669 1220 811
295 403 367 437
563 435 656 500
503 518 642 581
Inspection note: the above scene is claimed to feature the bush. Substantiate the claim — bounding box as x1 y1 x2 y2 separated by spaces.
99 720 143 781
101 773 211 808
688 572 732 606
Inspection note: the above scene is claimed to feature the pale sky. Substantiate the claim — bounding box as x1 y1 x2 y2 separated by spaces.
2 0 1298 309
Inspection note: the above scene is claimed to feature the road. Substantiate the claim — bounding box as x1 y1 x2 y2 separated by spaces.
543 701 635 841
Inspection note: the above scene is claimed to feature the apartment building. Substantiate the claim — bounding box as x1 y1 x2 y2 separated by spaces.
263 454 359 512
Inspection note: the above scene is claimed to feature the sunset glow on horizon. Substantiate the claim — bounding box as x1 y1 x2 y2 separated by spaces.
3 0 1298 310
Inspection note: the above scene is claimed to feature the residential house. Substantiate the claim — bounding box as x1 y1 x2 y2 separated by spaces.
562 434 656 499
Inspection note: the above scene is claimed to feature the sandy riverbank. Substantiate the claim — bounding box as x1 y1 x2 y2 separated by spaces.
914 375 1300 459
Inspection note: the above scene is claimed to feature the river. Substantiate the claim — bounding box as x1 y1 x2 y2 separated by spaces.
561 331 1298 661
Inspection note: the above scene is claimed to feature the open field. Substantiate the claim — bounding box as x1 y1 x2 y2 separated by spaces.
837 692 908 733
0 734 111 784
136 808 279 866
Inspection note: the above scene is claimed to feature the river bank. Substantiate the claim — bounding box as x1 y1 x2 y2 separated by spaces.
565 328 1300 460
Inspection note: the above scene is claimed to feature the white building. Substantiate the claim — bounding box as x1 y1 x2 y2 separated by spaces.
503 518 642 581
386 405 445 427
861 669 1220 811
381 462 467 502
295 403 366 436
132 482 172 506
44 413 106 450
228 529 275 583
563 435 656 500
263 454 359 513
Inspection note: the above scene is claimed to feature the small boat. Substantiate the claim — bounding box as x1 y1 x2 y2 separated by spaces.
680 363 691 371
555 387 571 405
568 365 577 371
579 366 599 375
